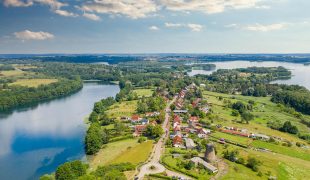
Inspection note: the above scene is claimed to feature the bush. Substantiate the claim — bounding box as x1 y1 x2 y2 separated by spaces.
246 157 261 172
138 137 147 143
55 160 87 180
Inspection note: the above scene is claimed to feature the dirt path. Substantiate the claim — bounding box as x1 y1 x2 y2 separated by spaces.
211 158 229 180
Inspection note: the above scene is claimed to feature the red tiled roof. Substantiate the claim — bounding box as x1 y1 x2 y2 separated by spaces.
189 116 199 122
131 114 140 121
173 135 183 145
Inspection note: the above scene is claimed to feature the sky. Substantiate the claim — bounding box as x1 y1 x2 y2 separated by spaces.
0 0 310 54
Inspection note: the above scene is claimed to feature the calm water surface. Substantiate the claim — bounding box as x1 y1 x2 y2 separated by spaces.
188 61 310 90
0 83 119 180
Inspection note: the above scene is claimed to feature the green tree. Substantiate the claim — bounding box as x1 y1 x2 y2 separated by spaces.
55 161 87 180
85 123 103 155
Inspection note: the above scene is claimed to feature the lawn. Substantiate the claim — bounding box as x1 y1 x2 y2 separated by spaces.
133 88 154 98
212 131 252 146
88 139 139 170
111 140 154 165
106 100 137 119
9 79 58 87
250 140 310 161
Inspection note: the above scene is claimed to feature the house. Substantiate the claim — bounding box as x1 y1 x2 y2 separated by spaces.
174 125 181 132
190 157 218 173
189 116 199 123
131 115 149 125
192 98 201 107
173 110 188 114
145 112 160 117
251 133 270 141
133 125 147 136
173 115 181 124
131 114 142 122
185 138 196 149
220 129 250 137
173 135 184 148
197 128 211 138
121 116 130 120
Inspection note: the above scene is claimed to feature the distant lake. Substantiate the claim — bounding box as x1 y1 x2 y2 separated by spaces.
0 83 119 180
188 61 310 90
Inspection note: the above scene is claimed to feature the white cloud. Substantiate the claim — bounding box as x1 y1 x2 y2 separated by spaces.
54 9 78 17
14 30 54 41
187 23 203 32
160 0 266 14
3 0 33 7
165 22 183 27
149 26 160 30
244 23 288 32
80 0 158 19
3 0 77 17
225 23 239 28
83 13 101 21
165 22 203 32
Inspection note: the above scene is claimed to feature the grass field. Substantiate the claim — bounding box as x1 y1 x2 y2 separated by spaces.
250 140 310 161
89 139 139 170
0 70 26 77
215 141 310 180
203 90 310 143
212 131 253 145
9 79 58 87
133 88 154 98
106 100 137 119
111 140 154 165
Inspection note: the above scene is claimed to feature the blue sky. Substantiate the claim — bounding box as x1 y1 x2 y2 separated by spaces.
0 0 310 54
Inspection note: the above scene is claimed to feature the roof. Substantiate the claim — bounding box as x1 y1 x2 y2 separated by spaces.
190 157 218 172
173 135 183 145
131 114 140 121
174 115 181 123
189 116 199 122
185 138 196 148
135 125 147 131
173 110 188 113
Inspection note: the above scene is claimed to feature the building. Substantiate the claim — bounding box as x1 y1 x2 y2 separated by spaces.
251 133 270 141
131 115 149 125
190 157 218 173
145 112 160 117
197 128 211 138
185 138 196 149
173 135 183 148
173 115 181 124
189 116 199 123
133 125 147 136
173 110 188 114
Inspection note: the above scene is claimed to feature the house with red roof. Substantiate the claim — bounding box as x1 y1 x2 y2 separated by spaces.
133 125 147 136
173 135 184 148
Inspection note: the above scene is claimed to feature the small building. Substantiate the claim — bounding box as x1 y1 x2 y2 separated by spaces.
173 110 188 114
190 157 218 173
185 138 196 149
173 115 181 124
251 133 270 141
189 116 199 123
145 112 160 117
133 125 147 136
131 114 142 122
173 135 183 148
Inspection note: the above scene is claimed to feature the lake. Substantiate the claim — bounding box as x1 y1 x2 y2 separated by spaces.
0 83 119 180
188 61 310 90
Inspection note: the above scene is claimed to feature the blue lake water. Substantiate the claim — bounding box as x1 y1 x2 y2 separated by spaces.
188 61 310 90
0 83 119 180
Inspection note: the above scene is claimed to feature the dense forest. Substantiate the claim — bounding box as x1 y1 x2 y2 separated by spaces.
0 78 82 111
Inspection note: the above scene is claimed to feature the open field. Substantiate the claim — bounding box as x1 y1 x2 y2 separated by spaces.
133 88 154 98
9 79 58 87
0 70 26 77
106 100 137 119
215 141 310 180
250 140 310 161
111 140 154 165
212 131 253 145
203 90 310 143
88 139 139 170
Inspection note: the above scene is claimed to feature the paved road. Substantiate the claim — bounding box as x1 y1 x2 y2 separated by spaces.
136 97 192 180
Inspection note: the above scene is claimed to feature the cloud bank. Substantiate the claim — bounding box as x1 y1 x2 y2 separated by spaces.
14 30 55 40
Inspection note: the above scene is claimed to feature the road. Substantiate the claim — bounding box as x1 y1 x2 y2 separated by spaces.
136 96 192 180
